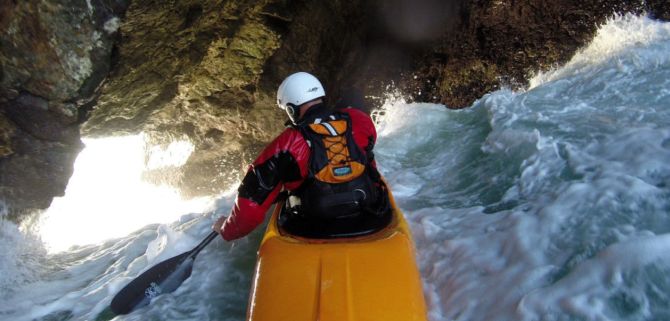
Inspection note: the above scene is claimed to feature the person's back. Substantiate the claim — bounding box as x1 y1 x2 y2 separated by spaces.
213 72 388 241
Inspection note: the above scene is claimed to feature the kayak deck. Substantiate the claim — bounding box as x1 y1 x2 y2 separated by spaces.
247 194 427 321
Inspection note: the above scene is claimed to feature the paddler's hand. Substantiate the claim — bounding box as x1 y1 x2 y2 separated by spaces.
212 216 227 234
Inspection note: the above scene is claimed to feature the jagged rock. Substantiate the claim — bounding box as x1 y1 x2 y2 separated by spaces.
0 0 128 216
79 0 288 197
0 0 128 102
647 0 670 21
0 92 84 219
403 0 662 108
0 113 16 158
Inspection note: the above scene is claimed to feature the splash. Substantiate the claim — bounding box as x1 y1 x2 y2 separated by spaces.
372 14 670 321
529 14 670 89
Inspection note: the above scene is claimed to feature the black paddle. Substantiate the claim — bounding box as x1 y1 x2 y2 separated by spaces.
109 231 219 315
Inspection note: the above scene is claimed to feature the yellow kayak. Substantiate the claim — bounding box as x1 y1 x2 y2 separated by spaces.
246 190 428 321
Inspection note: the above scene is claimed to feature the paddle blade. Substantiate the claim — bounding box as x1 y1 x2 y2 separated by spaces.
110 252 195 315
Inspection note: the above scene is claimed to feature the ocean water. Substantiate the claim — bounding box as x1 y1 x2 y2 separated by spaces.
0 14 669 321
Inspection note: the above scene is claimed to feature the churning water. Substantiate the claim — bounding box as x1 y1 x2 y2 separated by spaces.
1 14 669 321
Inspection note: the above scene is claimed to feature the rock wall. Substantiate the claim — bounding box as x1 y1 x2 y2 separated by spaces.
0 0 668 217
80 0 290 197
0 0 129 218
404 0 665 107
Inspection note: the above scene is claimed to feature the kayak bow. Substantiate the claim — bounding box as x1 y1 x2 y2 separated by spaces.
247 190 428 321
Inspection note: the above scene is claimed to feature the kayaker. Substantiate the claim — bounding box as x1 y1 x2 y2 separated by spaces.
213 72 389 241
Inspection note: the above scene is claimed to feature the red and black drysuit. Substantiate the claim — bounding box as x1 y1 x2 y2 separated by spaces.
219 103 378 241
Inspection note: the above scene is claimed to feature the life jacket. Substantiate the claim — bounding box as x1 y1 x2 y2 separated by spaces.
290 111 388 219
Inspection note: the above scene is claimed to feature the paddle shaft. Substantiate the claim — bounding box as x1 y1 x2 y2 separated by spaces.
110 230 221 315
189 231 219 258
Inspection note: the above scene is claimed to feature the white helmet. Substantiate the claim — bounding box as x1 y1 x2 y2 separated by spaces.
276 72 325 124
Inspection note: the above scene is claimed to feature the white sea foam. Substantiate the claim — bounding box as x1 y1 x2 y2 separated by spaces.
529 14 670 89
373 14 670 321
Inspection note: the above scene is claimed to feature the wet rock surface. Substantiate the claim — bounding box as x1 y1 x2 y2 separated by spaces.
0 0 128 217
0 0 668 217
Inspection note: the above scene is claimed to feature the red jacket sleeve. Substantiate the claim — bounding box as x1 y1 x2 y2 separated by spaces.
220 128 310 241
221 185 282 241
341 107 377 166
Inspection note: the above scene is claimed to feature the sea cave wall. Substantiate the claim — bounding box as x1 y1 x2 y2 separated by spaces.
0 0 130 218
1 0 668 219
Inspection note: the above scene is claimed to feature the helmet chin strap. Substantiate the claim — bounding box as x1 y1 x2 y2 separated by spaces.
286 104 299 124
